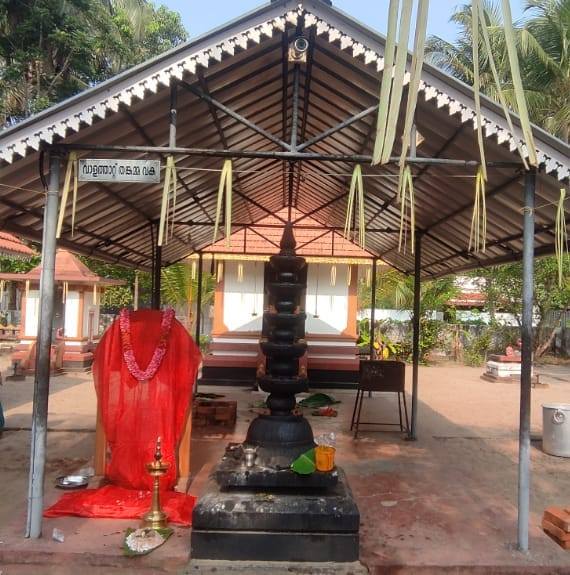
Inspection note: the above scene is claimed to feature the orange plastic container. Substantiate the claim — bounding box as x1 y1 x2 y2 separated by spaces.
315 445 336 472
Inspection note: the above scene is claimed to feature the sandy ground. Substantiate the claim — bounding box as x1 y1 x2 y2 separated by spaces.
0 360 569 573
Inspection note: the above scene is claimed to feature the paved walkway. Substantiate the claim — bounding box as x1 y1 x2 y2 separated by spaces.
0 363 569 573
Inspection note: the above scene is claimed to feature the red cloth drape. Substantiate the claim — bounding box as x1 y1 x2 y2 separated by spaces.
45 309 201 526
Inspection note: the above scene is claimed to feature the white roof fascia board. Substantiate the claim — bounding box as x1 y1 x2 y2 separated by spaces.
1 0 568 182
0 1 301 163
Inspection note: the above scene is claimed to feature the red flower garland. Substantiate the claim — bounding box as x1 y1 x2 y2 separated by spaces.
119 308 175 382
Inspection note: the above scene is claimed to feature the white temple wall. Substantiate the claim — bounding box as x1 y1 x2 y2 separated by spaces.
24 290 40 337
64 291 80 337
305 264 349 335
223 261 264 332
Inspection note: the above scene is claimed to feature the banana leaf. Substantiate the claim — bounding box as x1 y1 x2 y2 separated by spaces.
291 448 316 475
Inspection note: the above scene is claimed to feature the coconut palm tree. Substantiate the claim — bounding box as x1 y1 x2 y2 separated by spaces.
520 0 570 141
161 262 216 335
425 0 570 141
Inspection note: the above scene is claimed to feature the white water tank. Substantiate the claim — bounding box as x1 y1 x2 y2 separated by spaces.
543 403 570 457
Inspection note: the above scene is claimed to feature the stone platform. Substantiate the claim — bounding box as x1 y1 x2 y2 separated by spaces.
191 465 359 562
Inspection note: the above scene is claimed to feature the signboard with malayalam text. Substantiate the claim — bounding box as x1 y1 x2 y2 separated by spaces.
78 159 161 183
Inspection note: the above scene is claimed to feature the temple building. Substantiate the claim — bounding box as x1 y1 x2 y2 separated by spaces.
199 209 372 385
0 249 124 372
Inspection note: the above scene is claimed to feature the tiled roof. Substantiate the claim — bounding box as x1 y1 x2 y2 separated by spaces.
0 232 35 258
0 249 124 285
204 208 372 259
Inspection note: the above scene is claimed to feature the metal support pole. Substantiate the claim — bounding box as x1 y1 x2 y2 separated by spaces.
152 243 162 310
518 169 535 552
56 143 523 169
169 81 177 148
26 153 60 538
195 253 203 344
369 259 377 358
409 232 422 440
290 65 301 152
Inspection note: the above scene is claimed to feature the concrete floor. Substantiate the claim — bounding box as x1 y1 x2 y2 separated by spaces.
0 361 569 573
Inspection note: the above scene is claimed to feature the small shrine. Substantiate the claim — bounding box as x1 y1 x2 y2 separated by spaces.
0 249 124 373
200 208 372 386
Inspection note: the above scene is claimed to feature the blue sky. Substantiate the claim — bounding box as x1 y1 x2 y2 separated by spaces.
159 1 527 43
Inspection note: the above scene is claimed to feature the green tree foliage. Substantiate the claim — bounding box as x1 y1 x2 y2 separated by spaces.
358 269 459 363
0 254 40 273
425 0 570 141
0 0 186 124
160 263 216 309
358 268 459 318
476 255 570 355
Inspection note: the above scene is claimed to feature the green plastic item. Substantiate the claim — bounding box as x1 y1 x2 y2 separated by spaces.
298 393 340 408
290 448 316 475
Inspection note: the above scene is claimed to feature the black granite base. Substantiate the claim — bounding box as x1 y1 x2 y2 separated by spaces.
215 443 338 489
191 467 360 562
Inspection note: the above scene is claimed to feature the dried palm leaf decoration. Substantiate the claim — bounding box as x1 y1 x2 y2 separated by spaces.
158 155 177 246
56 152 78 238
477 1 528 169
469 166 487 253
555 189 568 287
213 160 233 247
330 265 337 287
395 0 428 253
398 0 429 171
344 165 365 248
398 165 416 253
469 0 488 254
501 0 538 167
373 0 414 165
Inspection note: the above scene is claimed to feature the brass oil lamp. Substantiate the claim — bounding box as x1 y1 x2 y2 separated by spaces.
142 437 170 529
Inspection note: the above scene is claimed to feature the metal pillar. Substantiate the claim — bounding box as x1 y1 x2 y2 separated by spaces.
26 153 60 538
518 170 535 551
369 259 377 358
152 242 162 310
409 232 422 440
195 253 203 344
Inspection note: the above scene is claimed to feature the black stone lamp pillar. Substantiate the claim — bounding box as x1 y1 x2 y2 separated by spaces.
245 223 315 466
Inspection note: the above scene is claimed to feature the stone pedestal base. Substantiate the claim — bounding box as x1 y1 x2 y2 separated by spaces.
191 466 359 562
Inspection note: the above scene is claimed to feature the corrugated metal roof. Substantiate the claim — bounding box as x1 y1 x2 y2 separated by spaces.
0 0 567 276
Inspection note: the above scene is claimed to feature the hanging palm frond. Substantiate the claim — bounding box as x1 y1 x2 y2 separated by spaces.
555 188 568 286
56 152 78 238
330 265 337 287
372 0 400 165
373 0 414 165
343 164 365 248
398 0 429 172
347 265 352 286
501 0 538 166
471 0 488 183
398 164 415 253
213 159 233 247
237 262 244 283
477 2 529 170
469 166 487 253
